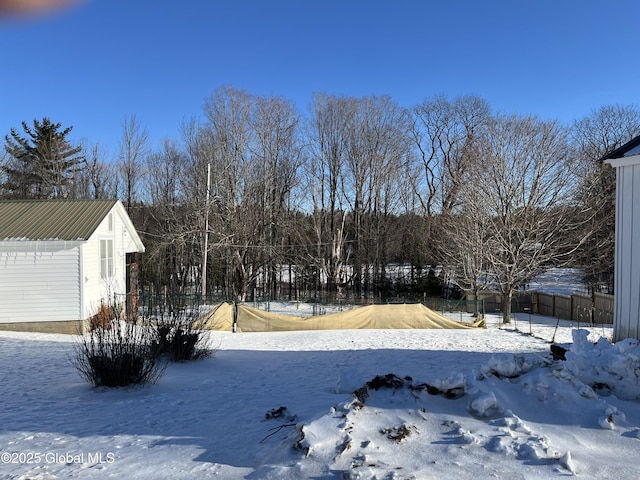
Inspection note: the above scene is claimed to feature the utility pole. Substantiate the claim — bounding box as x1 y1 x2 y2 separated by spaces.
202 162 211 300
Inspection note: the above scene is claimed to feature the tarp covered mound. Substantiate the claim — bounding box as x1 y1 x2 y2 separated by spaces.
234 303 484 332
194 301 236 331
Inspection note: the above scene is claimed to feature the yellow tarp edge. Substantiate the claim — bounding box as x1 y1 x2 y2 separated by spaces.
194 301 235 331
196 302 485 332
235 303 484 332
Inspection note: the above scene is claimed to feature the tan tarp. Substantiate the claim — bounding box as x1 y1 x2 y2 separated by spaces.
195 301 236 331
197 302 484 332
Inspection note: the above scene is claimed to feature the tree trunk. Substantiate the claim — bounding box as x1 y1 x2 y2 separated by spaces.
502 290 513 324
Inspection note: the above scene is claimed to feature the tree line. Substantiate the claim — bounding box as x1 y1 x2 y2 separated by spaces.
2 87 639 322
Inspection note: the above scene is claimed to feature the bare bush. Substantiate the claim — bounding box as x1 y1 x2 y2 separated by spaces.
145 295 212 362
72 306 166 387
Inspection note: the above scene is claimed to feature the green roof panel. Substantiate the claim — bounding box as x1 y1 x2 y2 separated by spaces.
0 199 118 241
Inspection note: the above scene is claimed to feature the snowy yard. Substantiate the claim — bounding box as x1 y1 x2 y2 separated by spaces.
1 307 639 479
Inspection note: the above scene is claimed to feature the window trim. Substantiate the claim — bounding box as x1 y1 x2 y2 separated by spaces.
100 238 114 279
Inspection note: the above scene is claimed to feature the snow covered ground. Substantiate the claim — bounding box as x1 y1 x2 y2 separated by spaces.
526 268 590 296
1 305 639 479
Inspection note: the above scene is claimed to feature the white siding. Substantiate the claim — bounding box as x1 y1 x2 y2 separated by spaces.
81 235 102 318
611 157 640 341
0 242 81 322
0 201 144 325
81 204 136 318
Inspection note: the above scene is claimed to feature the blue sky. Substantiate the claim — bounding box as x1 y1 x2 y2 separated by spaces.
1 0 638 157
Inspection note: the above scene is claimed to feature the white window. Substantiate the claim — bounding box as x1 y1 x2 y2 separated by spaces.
108 213 113 232
100 239 114 279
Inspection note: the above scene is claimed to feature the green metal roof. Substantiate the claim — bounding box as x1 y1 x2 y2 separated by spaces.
0 199 119 241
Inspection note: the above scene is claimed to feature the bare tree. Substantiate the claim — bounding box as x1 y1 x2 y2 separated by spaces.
202 86 255 301
573 104 640 166
453 114 581 323
137 137 213 295
74 141 116 199
572 104 640 293
180 118 211 295
306 93 353 297
180 118 210 205
438 197 491 311
199 87 304 301
305 94 415 298
250 94 304 299
118 114 149 211
146 139 185 206
342 95 411 296
410 94 490 216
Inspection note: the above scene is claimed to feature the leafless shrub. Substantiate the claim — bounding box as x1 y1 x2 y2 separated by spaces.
145 294 213 362
72 302 166 387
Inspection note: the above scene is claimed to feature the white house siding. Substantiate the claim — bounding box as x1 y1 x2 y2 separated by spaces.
0 242 81 323
80 206 139 318
610 156 640 341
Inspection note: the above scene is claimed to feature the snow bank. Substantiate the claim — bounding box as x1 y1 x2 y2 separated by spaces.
565 329 640 400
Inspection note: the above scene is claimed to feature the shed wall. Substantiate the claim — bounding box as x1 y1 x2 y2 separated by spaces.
613 160 640 341
0 242 81 322
81 205 140 318
84 211 119 317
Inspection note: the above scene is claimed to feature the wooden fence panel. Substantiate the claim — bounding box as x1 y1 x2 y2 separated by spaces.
554 295 572 320
594 293 614 324
537 293 554 317
572 294 592 322
467 291 614 324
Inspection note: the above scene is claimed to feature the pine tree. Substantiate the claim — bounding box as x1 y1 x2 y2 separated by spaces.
2 118 84 198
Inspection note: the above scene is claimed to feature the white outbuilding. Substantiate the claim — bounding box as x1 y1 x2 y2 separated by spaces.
603 136 640 341
0 199 145 333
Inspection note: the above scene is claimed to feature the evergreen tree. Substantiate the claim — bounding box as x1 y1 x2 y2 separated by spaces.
2 118 84 198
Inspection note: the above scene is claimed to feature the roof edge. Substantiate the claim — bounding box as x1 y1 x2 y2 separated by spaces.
600 135 640 161
112 200 146 253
